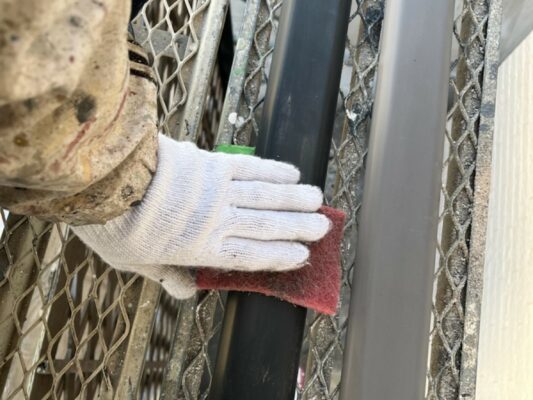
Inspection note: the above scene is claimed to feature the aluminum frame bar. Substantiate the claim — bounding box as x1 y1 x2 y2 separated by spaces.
339 1 455 399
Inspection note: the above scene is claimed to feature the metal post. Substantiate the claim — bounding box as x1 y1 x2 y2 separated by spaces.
339 1 454 399
209 1 351 399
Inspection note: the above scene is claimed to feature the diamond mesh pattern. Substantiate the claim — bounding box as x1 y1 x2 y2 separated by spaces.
132 0 215 139
218 0 283 146
0 0 223 398
0 0 499 398
427 1 495 398
0 214 143 399
218 1 496 399
173 291 225 399
234 0 282 145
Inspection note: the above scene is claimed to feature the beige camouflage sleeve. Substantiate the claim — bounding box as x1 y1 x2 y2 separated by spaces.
0 0 158 225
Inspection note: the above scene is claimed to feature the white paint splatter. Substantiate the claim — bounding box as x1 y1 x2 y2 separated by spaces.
228 112 238 124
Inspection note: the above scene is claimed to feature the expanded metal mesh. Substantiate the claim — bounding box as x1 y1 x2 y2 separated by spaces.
0 215 147 399
427 1 500 399
0 0 225 398
131 0 227 141
0 0 500 398
216 0 282 145
218 1 498 399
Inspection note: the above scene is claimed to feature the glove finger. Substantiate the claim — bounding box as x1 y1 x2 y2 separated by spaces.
158 266 197 299
229 155 300 184
228 208 330 242
114 263 196 299
218 237 310 271
230 181 323 212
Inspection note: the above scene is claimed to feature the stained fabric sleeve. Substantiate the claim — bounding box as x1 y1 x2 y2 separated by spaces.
0 0 158 225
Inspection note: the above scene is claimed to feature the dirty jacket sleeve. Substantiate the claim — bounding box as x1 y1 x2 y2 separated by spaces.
0 0 158 225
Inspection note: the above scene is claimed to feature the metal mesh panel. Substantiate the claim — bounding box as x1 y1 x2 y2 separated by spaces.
427 0 501 398
0 214 147 399
0 0 226 398
0 0 501 398
217 1 498 399
132 0 228 141
217 0 283 146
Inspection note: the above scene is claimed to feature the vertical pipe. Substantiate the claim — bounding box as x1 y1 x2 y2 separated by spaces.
210 1 351 399
339 1 454 399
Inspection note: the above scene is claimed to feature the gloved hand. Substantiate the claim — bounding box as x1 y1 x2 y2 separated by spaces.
73 134 330 298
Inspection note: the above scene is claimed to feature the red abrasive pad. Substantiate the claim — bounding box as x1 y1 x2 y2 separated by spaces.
196 206 345 315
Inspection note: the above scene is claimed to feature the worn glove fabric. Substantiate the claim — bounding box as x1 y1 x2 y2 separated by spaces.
73 134 330 299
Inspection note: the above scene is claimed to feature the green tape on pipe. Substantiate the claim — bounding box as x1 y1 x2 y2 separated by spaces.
215 144 256 155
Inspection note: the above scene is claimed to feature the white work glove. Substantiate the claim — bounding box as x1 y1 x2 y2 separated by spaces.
73 134 330 299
